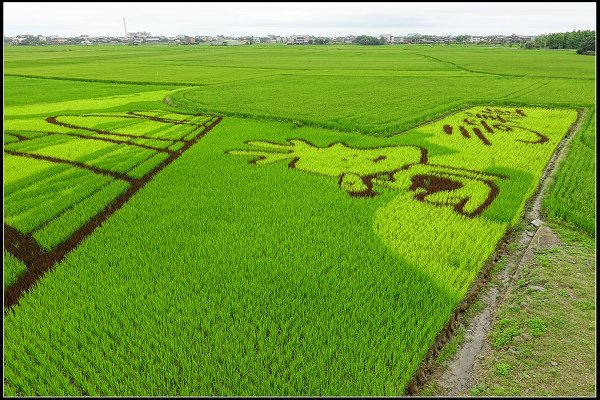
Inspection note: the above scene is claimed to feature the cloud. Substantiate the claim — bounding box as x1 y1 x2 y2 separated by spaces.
3 2 595 37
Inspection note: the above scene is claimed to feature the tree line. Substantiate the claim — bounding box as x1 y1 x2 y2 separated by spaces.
524 30 595 54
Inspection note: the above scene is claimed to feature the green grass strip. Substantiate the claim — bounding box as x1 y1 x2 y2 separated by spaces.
127 153 170 179
542 109 596 236
33 180 130 251
4 252 27 289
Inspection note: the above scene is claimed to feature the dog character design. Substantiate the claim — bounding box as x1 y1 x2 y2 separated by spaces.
227 139 505 217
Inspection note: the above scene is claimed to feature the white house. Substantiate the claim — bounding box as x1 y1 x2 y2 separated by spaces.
287 35 312 45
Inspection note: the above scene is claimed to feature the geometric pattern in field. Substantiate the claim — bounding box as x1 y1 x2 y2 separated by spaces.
3 111 222 307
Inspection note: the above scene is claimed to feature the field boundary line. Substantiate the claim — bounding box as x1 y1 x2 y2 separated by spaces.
408 52 595 81
4 73 204 87
169 84 594 138
5 129 176 153
500 81 549 99
3 150 136 184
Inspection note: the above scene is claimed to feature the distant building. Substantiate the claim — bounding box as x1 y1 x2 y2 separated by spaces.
175 35 196 44
344 35 356 44
287 35 312 45
381 34 393 43
267 34 285 44
210 39 243 46
127 31 151 39
259 37 277 44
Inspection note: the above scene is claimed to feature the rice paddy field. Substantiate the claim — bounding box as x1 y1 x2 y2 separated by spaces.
3 44 596 396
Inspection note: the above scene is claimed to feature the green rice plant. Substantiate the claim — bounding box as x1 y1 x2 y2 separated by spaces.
127 153 170 179
33 180 130 251
4 89 173 117
4 106 579 395
149 123 197 140
5 168 113 234
3 75 175 107
5 130 50 140
4 252 27 289
86 145 157 175
543 109 596 236
168 142 184 151
4 133 73 152
4 134 20 144
3 153 71 192
5 133 158 175
130 137 174 149
2 44 594 396
4 117 76 132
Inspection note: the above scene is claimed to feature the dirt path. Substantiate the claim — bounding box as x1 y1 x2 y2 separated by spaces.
419 110 586 396
435 224 561 396
437 285 499 396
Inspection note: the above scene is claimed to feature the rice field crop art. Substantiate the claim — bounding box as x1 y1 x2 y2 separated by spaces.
3 107 221 307
2 41 595 396
227 106 577 216
2 102 581 396
226 106 579 300
227 139 503 216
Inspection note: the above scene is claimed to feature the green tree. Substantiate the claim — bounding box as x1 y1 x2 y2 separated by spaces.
577 36 596 54
352 35 385 45
523 40 542 49
535 30 595 50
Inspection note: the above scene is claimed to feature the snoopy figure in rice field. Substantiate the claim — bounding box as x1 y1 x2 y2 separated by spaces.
227 139 506 218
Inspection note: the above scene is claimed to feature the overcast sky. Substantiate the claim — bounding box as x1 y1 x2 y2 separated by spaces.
3 2 596 37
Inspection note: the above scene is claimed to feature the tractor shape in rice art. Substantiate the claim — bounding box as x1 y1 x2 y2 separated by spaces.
227 139 507 217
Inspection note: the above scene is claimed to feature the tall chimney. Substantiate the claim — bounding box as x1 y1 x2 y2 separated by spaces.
123 17 128 38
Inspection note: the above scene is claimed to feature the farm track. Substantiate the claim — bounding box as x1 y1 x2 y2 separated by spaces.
405 108 586 395
3 116 223 309
500 81 550 99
